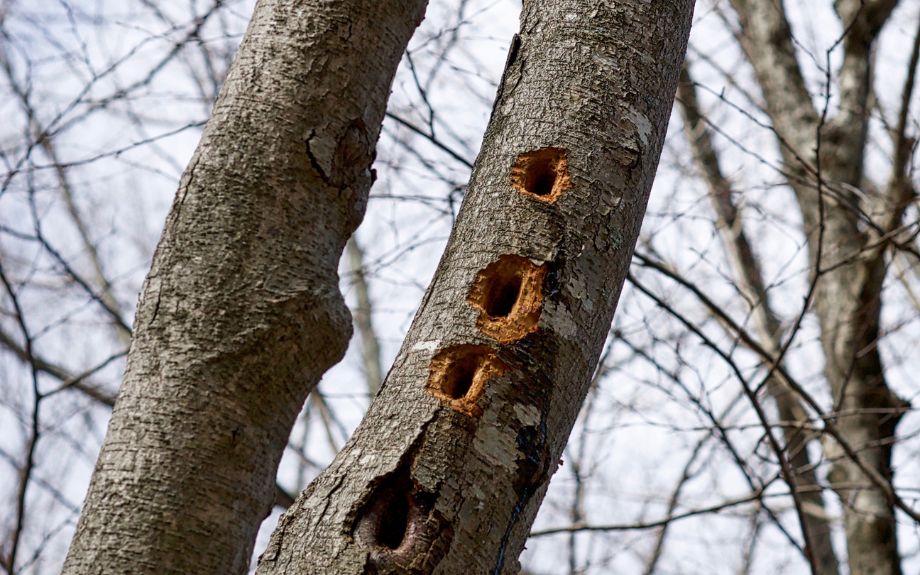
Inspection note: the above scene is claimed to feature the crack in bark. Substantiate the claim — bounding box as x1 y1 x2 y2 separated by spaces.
148 281 162 327
488 33 522 122
304 129 332 186
492 353 554 574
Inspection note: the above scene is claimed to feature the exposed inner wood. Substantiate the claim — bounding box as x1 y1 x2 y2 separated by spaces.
467 255 546 343
510 147 571 203
426 345 507 417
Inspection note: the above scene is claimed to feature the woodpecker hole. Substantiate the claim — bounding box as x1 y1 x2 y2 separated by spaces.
441 354 477 399
354 467 453 571
468 255 546 343
375 492 410 549
529 165 556 197
511 147 570 202
485 270 523 318
355 471 421 555
427 345 506 417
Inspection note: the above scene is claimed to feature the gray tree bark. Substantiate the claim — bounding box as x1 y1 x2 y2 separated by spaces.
729 1 909 573
255 1 694 573
62 1 427 573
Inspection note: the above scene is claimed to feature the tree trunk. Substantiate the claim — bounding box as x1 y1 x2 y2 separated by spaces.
62 1 427 573
255 1 694 573
729 1 907 573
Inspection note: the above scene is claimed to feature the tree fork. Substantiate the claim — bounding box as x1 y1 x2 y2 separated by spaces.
256 1 694 573
62 1 427 573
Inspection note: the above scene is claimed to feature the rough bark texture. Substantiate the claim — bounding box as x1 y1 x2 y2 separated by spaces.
256 1 694 573
62 1 427 573
678 65 839 575
730 1 908 573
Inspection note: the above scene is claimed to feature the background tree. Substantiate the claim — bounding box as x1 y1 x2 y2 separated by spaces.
1 1 919 574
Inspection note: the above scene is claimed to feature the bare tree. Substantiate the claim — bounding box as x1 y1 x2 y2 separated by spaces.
724 1 912 572
678 62 838 575
2 1 920 574
532 1 920 572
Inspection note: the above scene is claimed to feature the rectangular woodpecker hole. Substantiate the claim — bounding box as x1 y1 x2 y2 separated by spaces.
467 255 546 344
426 345 506 417
484 268 522 318
511 147 570 203
441 354 478 399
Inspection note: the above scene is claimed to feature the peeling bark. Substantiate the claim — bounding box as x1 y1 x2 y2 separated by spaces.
62 1 427 573
255 1 694 573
